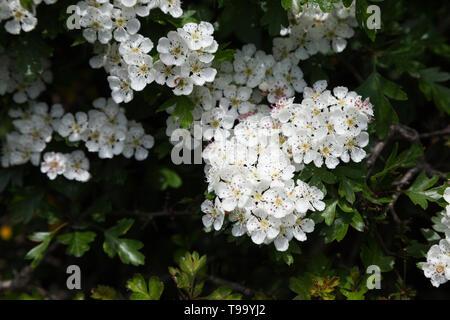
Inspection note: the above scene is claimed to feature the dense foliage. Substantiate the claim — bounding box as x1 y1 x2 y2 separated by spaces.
0 0 449 300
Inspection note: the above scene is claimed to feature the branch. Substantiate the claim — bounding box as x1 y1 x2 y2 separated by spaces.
419 126 450 139
386 162 424 225
366 124 396 178
205 275 255 296
117 209 194 220
0 266 32 291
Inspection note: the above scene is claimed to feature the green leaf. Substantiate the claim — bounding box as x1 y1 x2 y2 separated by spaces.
158 168 182 190
179 251 207 276
355 0 376 41
338 178 362 204
127 274 149 300
148 277 164 300
405 240 428 258
204 286 242 300
342 0 354 7
25 231 55 268
215 43 236 62
360 241 395 272
126 274 163 300
57 232 96 258
420 228 441 242
321 199 338 226
20 0 34 12
281 0 293 10
418 68 450 114
321 217 349 243
357 72 406 138
349 210 365 232
9 187 43 223
261 0 289 36
91 285 119 300
309 0 340 12
370 143 424 181
173 97 196 129
157 96 195 129
103 219 145 266
405 172 441 209
289 274 313 300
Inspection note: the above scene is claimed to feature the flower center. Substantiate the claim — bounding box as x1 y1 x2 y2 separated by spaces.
260 219 269 229
274 198 283 207
116 17 126 27
211 120 220 129
92 21 100 30
14 10 25 21
346 118 355 127
436 265 445 273
49 161 59 169
321 146 330 155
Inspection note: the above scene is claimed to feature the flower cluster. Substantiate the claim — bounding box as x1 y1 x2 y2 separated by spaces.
1 98 155 181
2 101 61 168
56 97 155 160
71 0 217 103
155 21 218 96
201 111 323 252
0 0 58 35
274 1 357 61
271 80 373 169
164 42 307 148
41 150 91 181
199 78 373 252
423 187 450 287
0 47 53 104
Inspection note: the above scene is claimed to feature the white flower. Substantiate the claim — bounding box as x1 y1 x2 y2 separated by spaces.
128 54 154 91
41 152 67 180
182 53 217 86
291 212 315 242
119 34 154 65
220 85 254 117
201 198 225 231
157 30 189 66
228 208 252 236
294 180 325 213
246 208 280 244
58 112 88 142
178 21 214 51
201 108 234 141
111 7 141 42
262 187 295 218
64 150 91 182
152 60 177 85
98 125 126 158
108 68 134 103
84 110 107 152
216 173 253 211
4 1 37 35
80 7 113 44
423 240 450 287
166 67 194 95
233 45 266 88
153 0 182 18
122 123 154 160
337 131 369 163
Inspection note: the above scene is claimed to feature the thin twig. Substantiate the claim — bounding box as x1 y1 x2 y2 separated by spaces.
386 163 423 225
366 124 396 178
0 266 33 291
205 275 255 296
419 126 450 139
122 210 194 219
